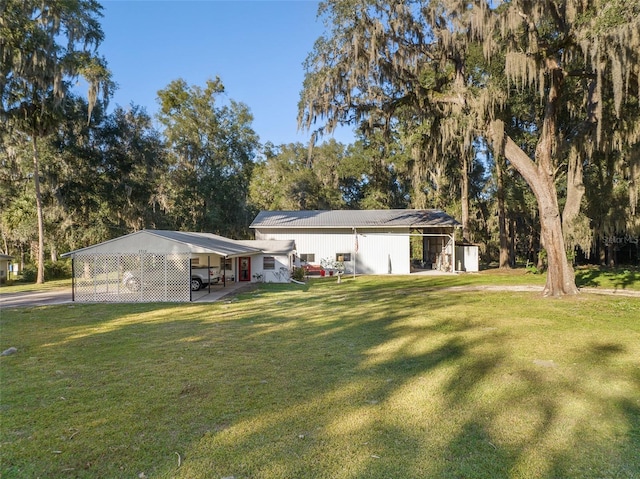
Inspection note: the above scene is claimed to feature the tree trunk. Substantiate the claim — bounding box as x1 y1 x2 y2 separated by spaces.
495 155 510 268
510 217 517 267
502 134 579 296
32 136 45 284
562 150 587 253
607 243 616 267
1 230 8 255
460 155 470 242
599 242 606 266
493 59 578 296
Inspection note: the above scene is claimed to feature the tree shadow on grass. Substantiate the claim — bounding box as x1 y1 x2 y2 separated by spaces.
2 283 640 479
576 266 640 290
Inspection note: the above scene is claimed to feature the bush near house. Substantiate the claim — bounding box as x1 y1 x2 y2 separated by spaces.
19 260 72 282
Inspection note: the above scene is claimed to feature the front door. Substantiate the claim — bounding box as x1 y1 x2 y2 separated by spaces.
239 257 251 281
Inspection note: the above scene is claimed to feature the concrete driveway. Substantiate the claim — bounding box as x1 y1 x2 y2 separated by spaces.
1 288 73 308
1 282 255 308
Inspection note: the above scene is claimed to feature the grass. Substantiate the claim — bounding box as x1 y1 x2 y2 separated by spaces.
574 265 640 291
1 272 639 478
0 277 71 293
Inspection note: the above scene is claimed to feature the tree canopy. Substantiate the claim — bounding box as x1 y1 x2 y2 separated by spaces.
1 0 112 282
156 78 259 237
1 0 639 289
298 0 640 296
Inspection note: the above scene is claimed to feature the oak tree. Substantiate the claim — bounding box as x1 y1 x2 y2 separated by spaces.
1 0 111 282
299 0 640 296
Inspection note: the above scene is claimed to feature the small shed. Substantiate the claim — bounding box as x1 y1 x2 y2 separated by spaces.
61 230 295 303
455 244 480 272
0 254 12 284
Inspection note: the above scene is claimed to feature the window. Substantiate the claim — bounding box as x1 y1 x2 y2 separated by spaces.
300 253 315 263
263 256 275 270
336 253 351 262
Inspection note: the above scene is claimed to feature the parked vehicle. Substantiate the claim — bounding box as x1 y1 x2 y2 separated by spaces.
122 267 221 292
190 267 221 291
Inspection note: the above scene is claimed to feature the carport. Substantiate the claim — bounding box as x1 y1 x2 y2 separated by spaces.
61 230 260 303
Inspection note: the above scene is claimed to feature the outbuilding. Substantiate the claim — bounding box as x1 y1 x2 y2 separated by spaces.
0 254 12 284
61 230 295 303
251 209 471 275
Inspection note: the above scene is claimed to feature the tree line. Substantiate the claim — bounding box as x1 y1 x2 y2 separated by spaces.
1 0 639 296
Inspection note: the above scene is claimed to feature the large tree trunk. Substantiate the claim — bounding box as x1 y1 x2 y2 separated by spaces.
495 155 511 268
32 136 45 284
502 134 579 296
493 59 578 297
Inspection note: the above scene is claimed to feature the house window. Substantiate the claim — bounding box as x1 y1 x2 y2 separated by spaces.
300 253 315 263
263 256 276 270
336 253 351 262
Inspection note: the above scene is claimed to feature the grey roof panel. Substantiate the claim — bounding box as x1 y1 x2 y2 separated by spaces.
62 230 262 258
235 239 296 255
146 230 261 256
250 209 461 229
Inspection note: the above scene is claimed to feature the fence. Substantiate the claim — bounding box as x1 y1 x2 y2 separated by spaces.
73 253 192 302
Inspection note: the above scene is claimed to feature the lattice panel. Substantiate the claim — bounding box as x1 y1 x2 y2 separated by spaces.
73 253 191 302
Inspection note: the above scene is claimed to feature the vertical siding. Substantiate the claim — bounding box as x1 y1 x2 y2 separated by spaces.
255 228 410 275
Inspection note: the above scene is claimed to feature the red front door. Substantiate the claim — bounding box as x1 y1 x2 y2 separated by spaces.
239 257 251 281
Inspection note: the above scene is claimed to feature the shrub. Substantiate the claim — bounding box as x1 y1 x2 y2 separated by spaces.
45 260 72 279
291 266 306 282
19 260 72 282
20 264 37 282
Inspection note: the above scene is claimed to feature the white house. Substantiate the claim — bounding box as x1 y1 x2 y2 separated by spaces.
235 239 296 283
250 209 470 275
0 254 12 284
62 230 295 303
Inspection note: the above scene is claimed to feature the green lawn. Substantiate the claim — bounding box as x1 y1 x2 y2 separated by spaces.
1 273 639 478
0 277 71 293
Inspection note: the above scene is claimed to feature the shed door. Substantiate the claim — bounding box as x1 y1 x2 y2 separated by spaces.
239 257 251 281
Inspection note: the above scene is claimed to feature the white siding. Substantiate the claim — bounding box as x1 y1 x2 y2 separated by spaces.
74 231 192 255
256 228 411 275
253 254 292 283
191 254 225 268
455 245 479 272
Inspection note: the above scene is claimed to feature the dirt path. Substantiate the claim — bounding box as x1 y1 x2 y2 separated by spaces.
2 282 639 309
442 284 640 297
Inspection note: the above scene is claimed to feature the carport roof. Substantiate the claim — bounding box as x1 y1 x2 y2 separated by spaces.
251 209 461 229
62 230 262 258
146 230 262 256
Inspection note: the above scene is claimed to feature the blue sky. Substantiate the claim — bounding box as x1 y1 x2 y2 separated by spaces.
97 0 355 146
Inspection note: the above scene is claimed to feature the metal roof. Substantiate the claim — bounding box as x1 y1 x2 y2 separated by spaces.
145 230 262 256
235 239 296 255
62 230 263 258
251 209 461 229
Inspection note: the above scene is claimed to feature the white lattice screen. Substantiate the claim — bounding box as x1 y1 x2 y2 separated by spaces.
73 253 191 302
